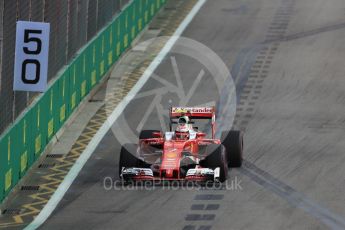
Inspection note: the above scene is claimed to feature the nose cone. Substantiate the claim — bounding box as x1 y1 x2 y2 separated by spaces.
166 169 174 178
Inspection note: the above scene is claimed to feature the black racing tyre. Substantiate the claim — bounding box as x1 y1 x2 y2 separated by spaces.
119 144 139 176
139 130 160 139
200 144 228 182
221 130 243 168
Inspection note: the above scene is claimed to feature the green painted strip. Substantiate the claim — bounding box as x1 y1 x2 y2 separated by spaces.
0 0 166 203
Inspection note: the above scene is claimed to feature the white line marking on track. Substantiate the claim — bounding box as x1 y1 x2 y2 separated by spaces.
25 0 207 229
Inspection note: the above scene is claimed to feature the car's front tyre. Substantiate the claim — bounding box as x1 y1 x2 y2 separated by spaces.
118 143 139 177
200 144 228 182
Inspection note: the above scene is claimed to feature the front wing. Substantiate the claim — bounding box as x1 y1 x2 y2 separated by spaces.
121 167 220 182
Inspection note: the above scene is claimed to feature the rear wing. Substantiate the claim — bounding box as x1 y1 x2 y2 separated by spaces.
169 106 216 138
170 106 215 119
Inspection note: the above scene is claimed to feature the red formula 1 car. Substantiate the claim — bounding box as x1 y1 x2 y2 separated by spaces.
119 106 243 182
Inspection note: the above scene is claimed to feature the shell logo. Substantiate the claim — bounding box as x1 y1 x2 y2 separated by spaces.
174 108 188 113
166 152 177 158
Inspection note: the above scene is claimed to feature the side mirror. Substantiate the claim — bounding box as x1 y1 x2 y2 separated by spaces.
196 132 206 138
153 132 162 138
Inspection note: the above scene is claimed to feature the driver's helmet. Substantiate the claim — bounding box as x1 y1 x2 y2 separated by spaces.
176 116 193 133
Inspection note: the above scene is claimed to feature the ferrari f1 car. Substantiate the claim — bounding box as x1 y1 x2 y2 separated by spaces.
119 107 243 182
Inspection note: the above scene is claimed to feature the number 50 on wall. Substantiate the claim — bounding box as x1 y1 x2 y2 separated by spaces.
13 21 50 92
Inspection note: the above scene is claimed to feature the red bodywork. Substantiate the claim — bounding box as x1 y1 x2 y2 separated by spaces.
125 107 220 181
139 137 220 180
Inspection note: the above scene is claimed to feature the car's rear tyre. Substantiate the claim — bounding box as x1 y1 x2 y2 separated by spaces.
200 144 228 182
221 130 243 168
119 144 139 177
139 130 160 139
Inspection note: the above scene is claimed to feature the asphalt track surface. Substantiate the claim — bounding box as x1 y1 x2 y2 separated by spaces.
41 0 345 229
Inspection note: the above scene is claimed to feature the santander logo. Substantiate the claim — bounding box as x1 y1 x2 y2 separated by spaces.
172 107 213 113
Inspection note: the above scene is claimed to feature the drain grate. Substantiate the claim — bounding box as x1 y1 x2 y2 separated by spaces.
164 6 177 10
2 208 21 215
46 154 63 158
38 163 56 168
21 185 40 191
88 99 104 102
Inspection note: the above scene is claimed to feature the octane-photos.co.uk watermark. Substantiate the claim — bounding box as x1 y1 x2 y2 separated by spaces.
103 177 243 191
106 36 237 147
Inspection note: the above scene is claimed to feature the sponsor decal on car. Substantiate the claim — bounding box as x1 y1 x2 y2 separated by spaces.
172 107 213 113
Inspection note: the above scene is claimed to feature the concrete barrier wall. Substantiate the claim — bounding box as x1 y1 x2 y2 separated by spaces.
0 0 167 202
0 0 130 134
